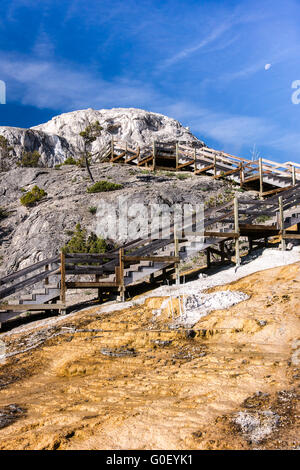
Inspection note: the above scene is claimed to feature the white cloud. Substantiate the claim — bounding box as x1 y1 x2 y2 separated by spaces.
0 52 157 110
159 22 234 69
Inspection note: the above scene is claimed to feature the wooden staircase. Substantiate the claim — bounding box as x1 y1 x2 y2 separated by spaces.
99 139 300 196
1 183 300 328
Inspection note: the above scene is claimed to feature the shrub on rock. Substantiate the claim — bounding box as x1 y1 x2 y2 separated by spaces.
87 180 123 193
20 185 47 207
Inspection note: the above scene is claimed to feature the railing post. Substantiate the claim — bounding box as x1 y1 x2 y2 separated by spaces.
111 138 114 161
118 247 125 301
292 165 296 186
206 247 211 268
259 157 263 198
175 142 179 170
137 145 140 163
152 140 156 171
194 148 196 174
239 162 244 187
44 264 49 286
278 196 286 251
60 251 66 312
234 196 240 267
213 155 217 177
174 225 180 285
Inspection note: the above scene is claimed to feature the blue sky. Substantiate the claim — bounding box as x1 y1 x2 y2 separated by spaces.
0 0 300 163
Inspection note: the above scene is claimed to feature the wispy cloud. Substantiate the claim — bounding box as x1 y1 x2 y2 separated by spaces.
0 52 157 111
164 100 299 160
159 22 234 70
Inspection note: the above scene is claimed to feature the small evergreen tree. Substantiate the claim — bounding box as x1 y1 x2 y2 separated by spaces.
78 121 103 182
20 185 47 207
17 150 41 167
62 223 108 254
0 136 13 172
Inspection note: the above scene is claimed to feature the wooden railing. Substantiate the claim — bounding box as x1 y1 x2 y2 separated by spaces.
0 256 60 300
102 138 300 197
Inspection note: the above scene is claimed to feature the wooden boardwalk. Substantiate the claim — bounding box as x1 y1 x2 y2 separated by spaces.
100 139 300 197
1 181 300 327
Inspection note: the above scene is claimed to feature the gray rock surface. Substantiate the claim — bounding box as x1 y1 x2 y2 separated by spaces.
0 126 72 167
0 163 235 276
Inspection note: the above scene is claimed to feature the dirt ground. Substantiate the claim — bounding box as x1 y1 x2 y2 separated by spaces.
0 262 299 450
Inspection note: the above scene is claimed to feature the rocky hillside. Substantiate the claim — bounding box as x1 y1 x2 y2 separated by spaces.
0 163 243 276
0 108 203 168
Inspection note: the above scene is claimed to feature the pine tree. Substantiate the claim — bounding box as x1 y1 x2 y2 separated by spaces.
0 136 13 172
78 121 103 182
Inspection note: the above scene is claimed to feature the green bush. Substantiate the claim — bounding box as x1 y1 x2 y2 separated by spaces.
20 185 47 207
176 173 191 180
63 156 78 165
87 180 123 193
17 150 41 168
88 206 97 215
62 223 108 254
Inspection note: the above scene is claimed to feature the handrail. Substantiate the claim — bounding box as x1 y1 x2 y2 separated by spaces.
0 255 59 286
0 267 60 300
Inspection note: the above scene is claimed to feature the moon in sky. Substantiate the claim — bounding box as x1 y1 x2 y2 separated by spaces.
264 63 272 70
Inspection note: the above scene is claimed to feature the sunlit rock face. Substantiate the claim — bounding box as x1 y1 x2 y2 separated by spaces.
0 108 204 167
32 107 204 159
0 126 72 167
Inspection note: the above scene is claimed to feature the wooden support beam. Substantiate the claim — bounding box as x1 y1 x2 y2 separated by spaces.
124 255 180 263
175 142 179 170
137 155 153 166
66 281 118 288
214 167 240 179
118 247 125 301
259 157 263 198
234 196 240 267
240 223 278 231
248 237 253 253
60 251 66 306
239 162 244 187
206 247 211 268
243 174 260 184
204 231 239 238
278 196 286 251
292 166 296 186
44 264 49 286
174 225 180 285
0 303 66 311
261 186 292 197
210 246 232 262
111 138 114 161
177 160 194 170
282 233 300 239
111 151 126 162
194 164 214 175
152 140 156 171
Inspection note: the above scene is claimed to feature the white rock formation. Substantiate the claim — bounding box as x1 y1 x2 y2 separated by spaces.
0 107 204 167
32 107 204 162
0 126 72 167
